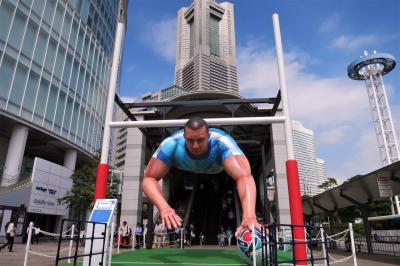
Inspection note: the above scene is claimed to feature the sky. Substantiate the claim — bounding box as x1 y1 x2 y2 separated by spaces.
119 0 400 183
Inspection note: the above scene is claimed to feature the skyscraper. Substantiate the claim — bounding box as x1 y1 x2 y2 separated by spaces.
292 120 327 196
316 158 327 193
175 0 238 93
0 0 127 233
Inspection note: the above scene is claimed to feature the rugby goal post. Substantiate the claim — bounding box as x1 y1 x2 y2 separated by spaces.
94 13 307 264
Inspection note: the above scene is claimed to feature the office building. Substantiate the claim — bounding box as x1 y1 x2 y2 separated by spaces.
175 0 238 93
316 158 327 193
292 120 327 196
0 0 127 236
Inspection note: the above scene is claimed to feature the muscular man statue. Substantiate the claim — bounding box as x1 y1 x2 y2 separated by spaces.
142 117 261 236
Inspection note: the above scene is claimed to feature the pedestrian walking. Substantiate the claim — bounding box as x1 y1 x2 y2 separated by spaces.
0 217 16 252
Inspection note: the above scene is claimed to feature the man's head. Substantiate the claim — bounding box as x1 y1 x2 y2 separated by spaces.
184 117 210 156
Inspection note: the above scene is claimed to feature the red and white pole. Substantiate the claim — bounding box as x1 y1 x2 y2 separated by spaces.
272 14 307 264
94 17 125 202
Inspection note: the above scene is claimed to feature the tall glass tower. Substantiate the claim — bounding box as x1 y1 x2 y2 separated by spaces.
0 0 127 185
0 0 123 153
0 0 127 237
175 0 239 93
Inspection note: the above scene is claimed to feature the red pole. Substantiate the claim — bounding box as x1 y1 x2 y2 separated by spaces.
286 159 307 265
94 163 109 202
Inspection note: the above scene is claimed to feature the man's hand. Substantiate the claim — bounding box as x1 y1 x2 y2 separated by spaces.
235 216 262 236
160 206 182 229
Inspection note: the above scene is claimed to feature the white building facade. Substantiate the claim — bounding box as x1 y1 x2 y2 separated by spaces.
175 0 239 93
316 158 327 193
292 120 327 196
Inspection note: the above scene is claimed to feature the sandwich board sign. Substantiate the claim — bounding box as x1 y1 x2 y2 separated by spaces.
83 199 117 265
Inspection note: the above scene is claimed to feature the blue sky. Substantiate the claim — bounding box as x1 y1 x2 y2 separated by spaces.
119 0 400 183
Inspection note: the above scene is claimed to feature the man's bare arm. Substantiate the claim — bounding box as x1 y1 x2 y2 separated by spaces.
142 158 182 229
223 155 261 235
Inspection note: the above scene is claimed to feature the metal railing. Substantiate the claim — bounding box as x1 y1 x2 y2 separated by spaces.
263 223 330 266
354 236 400 256
55 219 107 266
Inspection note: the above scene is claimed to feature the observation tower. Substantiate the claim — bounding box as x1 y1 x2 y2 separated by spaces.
348 51 400 166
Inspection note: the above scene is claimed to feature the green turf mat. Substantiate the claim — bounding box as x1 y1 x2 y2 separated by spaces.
111 248 246 265
60 247 293 265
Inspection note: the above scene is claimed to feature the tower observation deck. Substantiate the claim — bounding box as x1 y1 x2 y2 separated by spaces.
348 51 399 166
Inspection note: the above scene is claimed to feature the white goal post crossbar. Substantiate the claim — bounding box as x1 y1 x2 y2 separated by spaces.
108 116 287 128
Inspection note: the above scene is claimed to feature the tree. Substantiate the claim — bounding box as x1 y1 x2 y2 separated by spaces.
318 178 338 190
58 155 121 220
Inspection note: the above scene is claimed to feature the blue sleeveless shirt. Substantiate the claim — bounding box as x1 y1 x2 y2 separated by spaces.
153 128 244 174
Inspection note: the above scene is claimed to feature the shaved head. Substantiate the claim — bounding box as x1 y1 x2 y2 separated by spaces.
184 117 209 132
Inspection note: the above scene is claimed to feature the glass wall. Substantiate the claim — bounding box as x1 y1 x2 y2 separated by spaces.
0 0 120 154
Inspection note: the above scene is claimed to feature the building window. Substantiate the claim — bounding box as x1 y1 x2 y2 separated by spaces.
189 18 195 58
210 14 219 56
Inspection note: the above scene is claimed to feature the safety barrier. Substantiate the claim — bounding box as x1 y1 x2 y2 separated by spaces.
260 223 358 266
54 219 109 265
115 227 189 254
23 220 112 265
23 222 77 266
23 221 359 265
354 236 400 256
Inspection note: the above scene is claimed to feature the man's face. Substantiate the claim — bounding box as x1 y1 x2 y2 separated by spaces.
184 126 210 156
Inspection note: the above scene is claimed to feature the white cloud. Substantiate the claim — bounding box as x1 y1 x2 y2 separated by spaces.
120 96 137 103
142 17 177 63
237 42 369 128
319 126 352 144
331 35 378 50
319 14 340 33
237 40 382 181
341 129 381 176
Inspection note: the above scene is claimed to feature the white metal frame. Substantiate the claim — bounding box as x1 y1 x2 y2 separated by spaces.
99 20 125 164
108 116 286 129
99 14 294 164
272 14 295 160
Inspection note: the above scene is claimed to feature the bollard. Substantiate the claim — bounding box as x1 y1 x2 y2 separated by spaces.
23 222 34 266
320 227 327 266
68 224 75 264
349 223 358 266
251 224 256 266
117 230 121 254
108 222 115 266
180 227 184 249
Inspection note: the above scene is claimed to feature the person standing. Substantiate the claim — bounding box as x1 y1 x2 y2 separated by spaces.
26 225 40 244
199 232 205 246
226 227 233 246
1 218 16 252
154 220 165 248
32 226 40 244
120 221 132 247
217 227 226 247
134 222 143 249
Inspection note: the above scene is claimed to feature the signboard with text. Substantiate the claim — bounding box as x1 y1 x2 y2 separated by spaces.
27 158 73 216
